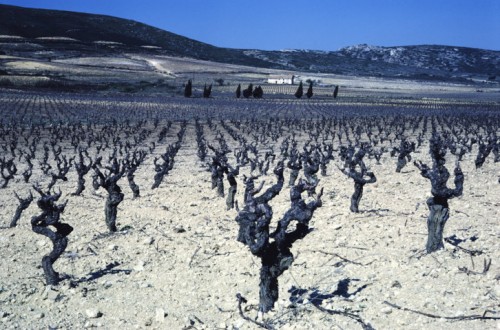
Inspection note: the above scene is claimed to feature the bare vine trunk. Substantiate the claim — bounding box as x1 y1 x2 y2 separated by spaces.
32 220 73 285
105 191 124 232
426 197 449 253
350 183 363 213
41 232 70 285
258 246 294 313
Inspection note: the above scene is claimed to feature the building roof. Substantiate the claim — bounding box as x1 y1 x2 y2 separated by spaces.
268 75 294 79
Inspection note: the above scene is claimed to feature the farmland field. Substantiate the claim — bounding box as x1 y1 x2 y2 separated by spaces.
0 87 499 330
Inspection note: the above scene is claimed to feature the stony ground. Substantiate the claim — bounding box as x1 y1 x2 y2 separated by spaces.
0 115 499 330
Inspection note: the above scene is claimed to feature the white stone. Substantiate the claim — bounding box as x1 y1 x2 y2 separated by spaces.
47 289 60 302
155 308 166 323
381 307 393 314
142 237 154 245
134 261 145 272
86 308 102 319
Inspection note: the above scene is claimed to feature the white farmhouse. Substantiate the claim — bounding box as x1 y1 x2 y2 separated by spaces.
267 75 295 85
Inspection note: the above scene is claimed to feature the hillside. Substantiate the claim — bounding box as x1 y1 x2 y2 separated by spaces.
0 4 273 68
0 4 499 82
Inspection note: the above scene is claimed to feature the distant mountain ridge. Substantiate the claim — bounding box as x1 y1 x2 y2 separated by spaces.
1 4 498 81
338 44 499 76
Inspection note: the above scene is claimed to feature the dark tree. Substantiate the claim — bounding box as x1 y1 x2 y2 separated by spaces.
236 84 241 98
306 81 313 99
253 86 263 98
333 85 339 98
10 191 33 227
184 79 192 98
414 134 464 253
203 84 212 98
294 81 303 98
31 186 72 285
243 84 253 98
92 159 126 232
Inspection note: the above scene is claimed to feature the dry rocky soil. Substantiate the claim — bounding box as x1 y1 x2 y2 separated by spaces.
0 108 499 330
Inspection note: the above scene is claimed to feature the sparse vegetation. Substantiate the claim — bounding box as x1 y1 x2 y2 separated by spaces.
184 79 192 98
243 83 253 98
294 81 303 98
214 78 225 86
92 159 126 232
414 134 464 253
31 186 72 285
235 83 241 98
306 81 313 98
203 84 212 98
0 85 498 329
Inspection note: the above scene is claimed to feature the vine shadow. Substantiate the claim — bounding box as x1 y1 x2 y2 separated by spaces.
71 261 131 286
289 278 370 306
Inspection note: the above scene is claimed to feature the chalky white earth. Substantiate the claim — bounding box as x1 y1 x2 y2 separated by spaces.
0 118 499 330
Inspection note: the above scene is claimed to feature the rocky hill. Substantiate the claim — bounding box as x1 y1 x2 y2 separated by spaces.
338 44 499 77
1 4 498 82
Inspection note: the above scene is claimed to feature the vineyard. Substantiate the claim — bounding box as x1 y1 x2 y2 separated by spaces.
0 89 499 329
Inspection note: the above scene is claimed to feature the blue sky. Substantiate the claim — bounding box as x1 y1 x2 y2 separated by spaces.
1 0 499 50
